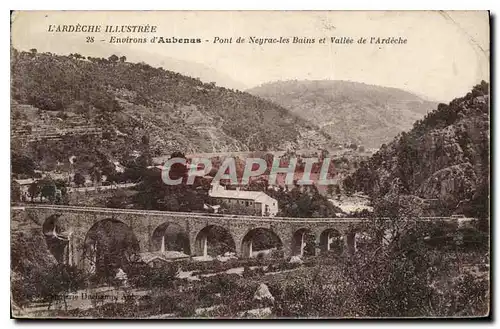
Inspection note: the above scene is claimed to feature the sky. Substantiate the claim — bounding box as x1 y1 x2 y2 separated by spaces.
11 11 490 102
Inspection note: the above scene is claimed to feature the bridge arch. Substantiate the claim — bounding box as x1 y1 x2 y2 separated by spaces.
82 218 140 278
291 228 316 257
319 228 343 254
194 225 236 257
240 227 283 258
151 222 190 255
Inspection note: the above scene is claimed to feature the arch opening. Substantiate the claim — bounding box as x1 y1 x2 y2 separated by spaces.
319 229 343 254
83 218 139 281
151 222 190 256
194 225 236 258
241 228 283 258
291 228 316 257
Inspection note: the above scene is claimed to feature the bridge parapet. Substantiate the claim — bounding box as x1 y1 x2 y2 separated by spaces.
12 204 469 223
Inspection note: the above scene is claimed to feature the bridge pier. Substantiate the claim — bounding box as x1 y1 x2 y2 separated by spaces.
300 231 306 257
241 239 253 258
160 235 165 253
71 236 85 271
279 234 293 259
313 233 321 256
327 235 333 251
345 232 357 255
66 232 74 266
135 230 152 254
291 231 306 257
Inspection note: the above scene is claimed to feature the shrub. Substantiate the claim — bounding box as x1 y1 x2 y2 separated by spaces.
12 263 87 310
203 273 240 296
126 261 178 289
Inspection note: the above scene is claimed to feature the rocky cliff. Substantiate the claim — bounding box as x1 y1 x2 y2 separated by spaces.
346 81 489 217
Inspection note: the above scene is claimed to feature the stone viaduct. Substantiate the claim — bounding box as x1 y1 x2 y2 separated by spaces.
12 204 468 271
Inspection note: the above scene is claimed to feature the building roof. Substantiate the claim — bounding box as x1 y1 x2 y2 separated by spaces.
209 185 276 204
14 178 36 185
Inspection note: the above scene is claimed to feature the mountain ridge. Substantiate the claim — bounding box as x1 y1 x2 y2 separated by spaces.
248 79 438 148
10 49 332 170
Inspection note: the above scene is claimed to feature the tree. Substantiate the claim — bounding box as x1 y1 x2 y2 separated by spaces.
342 176 355 196
107 189 129 209
141 134 150 145
272 214 489 317
11 180 21 203
168 151 188 183
343 216 488 317
40 179 57 203
119 56 127 63
91 167 102 187
268 186 342 218
108 54 119 62
54 179 68 204
327 185 335 197
12 111 22 121
28 181 39 202
73 172 86 187
101 160 117 179
28 264 86 311
12 154 36 176
335 184 342 200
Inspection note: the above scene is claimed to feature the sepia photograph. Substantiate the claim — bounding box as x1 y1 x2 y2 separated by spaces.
9 10 490 319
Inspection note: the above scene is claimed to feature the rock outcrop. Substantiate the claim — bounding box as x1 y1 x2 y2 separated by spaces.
348 81 489 217
253 283 274 301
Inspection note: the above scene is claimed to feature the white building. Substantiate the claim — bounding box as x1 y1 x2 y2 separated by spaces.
208 184 279 217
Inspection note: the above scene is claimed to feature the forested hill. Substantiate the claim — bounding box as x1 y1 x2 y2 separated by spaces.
248 80 438 148
11 49 331 157
345 81 489 218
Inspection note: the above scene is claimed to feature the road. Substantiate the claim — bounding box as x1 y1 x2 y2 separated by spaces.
67 183 137 193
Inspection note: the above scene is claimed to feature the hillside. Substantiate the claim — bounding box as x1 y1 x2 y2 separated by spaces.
345 81 489 217
248 80 438 148
10 49 331 169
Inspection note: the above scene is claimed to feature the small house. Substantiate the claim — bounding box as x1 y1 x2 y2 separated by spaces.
208 183 278 217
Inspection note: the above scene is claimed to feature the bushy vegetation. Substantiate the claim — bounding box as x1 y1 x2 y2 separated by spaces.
268 185 343 217
11 48 327 156
13 218 488 318
11 230 87 309
126 261 179 290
